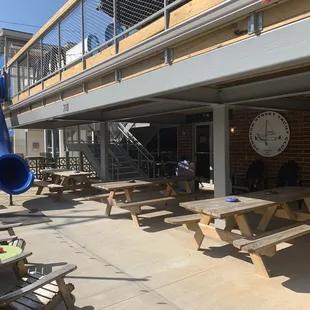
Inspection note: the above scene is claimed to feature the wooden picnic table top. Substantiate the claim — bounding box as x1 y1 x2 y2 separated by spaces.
92 176 199 191
41 169 71 174
180 186 310 219
53 171 91 177
41 169 91 177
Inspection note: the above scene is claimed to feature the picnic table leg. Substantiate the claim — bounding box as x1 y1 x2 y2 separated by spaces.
184 180 193 194
225 216 237 232
162 182 178 197
303 197 310 212
106 190 115 216
234 214 271 277
36 173 49 195
128 207 141 227
191 215 211 251
281 203 296 220
257 205 278 231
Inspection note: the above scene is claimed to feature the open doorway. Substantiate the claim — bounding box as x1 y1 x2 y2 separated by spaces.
195 124 213 186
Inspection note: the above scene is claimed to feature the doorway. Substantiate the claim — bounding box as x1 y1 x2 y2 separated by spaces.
195 124 213 184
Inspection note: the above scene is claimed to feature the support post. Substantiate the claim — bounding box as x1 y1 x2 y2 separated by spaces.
81 0 86 69
213 105 231 228
58 129 65 157
100 122 109 181
113 0 118 54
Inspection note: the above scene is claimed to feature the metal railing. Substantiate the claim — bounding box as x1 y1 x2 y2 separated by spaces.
8 0 189 99
109 122 155 178
86 124 120 181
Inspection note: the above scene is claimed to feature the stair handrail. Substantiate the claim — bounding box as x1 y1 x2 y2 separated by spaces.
109 122 155 178
112 122 154 162
68 138 120 181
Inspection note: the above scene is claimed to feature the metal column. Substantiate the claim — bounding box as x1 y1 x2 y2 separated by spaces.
213 105 230 197
213 105 231 229
100 122 109 180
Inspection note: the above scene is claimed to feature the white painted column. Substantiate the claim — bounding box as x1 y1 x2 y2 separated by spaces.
100 122 109 181
58 129 65 157
43 129 47 153
213 105 231 228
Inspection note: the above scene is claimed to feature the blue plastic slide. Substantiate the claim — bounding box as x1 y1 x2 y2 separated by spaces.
0 105 34 195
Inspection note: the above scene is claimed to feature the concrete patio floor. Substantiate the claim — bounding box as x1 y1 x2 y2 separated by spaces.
1 188 310 309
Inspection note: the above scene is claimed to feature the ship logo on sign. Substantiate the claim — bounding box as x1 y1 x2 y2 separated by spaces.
249 111 290 157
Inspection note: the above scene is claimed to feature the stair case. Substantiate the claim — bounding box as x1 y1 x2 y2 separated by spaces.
66 122 155 181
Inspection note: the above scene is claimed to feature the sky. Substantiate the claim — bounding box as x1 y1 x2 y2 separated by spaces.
0 0 68 34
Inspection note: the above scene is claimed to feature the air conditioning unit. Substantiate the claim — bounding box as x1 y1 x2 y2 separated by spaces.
66 35 100 65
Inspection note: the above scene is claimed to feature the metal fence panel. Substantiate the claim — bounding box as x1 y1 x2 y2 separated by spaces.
84 0 113 54
28 41 42 86
60 3 83 67
42 25 60 78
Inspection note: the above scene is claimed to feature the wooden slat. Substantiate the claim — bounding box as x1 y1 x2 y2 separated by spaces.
180 197 276 219
19 291 50 305
165 214 201 225
86 185 167 201
234 222 310 253
180 187 310 219
22 277 59 293
10 301 35 310
15 282 56 300
13 296 43 309
118 196 176 209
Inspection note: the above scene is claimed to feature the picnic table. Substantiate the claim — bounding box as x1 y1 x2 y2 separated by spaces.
34 169 92 199
91 176 207 226
0 246 22 262
178 186 310 277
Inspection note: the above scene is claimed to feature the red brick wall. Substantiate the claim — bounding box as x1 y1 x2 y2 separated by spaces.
177 109 310 185
230 109 310 185
177 124 193 161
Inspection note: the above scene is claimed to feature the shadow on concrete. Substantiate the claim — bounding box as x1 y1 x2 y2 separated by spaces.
66 275 149 282
267 235 310 293
23 196 82 212
202 244 252 264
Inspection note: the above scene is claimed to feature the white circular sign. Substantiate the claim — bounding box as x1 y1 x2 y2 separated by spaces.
249 111 290 157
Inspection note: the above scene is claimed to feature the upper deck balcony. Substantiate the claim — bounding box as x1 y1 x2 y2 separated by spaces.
4 0 310 128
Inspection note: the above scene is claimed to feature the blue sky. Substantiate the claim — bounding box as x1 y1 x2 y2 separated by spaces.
0 0 67 33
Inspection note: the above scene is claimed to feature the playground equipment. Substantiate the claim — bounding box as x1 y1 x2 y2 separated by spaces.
0 78 34 196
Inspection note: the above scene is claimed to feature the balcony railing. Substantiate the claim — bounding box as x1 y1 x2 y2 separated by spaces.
7 0 192 101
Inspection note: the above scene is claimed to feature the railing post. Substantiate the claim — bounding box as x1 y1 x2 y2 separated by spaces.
26 51 30 92
164 0 169 30
81 0 86 69
113 0 118 54
58 22 62 80
16 62 20 93
40 38 44 88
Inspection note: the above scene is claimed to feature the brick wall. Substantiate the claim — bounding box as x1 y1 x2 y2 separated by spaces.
230 109 310 185
177 124 193 161
177 109 310 186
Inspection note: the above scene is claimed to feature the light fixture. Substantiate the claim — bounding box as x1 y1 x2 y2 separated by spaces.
230 127 236 134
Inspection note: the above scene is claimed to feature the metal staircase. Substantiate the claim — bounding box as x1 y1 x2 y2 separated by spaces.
66 122 155 181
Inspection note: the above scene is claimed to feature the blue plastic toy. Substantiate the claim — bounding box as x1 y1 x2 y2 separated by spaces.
225 197 240 203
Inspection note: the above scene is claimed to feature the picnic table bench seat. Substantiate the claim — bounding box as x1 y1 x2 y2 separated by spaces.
33 179 64 190
115 196 177 227
233 221 310 277
0 223 23 236
165 214 201 225
117 196 176 209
